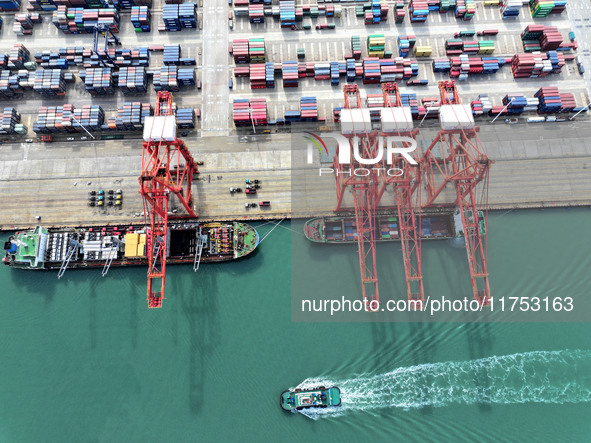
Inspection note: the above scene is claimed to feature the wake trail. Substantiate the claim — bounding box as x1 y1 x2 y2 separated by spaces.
294 350 591 420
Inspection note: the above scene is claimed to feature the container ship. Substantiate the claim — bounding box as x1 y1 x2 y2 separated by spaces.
303 212 483 243
3 222 259 271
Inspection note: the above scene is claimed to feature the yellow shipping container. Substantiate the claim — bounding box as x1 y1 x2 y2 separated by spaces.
414 46 432 57
125 242 138 257
125 233 139 243
137 242 146 257
477 48 495 55
483 0 499 5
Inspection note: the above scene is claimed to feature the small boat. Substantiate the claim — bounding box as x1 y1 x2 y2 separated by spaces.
280 386 341 412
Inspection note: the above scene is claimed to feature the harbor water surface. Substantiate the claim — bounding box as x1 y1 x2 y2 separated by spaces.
1 209 590 442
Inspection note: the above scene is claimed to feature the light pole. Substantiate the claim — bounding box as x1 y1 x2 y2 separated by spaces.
69 113 96 140
569 103 590 120
490 98 514 124
418 105 431 128
249 108 256 134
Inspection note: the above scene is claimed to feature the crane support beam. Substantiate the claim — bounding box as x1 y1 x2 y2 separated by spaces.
419 81 492 305
334 84 380 308
378 82 425 306
139 91 199 308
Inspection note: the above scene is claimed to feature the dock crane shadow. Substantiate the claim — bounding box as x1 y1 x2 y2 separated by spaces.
370 321 398 374
369 321 400 421
408 321 436 418
433 241 469 296
128 276 139 349
465 321 495 413
308 241 362 281
89 276 97 349
180 267 220 415
9 265 60 305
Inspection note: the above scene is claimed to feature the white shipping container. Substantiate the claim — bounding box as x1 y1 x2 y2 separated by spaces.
340 108 372 135
380 107 414 132
439 104 474 129
143 116 177 142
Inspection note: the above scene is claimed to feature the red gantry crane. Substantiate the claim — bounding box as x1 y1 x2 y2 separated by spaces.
378 83 425 307
419 81 492 305
139 91 199 308
334 84 380 308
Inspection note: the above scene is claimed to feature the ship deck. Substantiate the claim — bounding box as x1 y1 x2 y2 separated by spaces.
14 231 40 264
235 223 259 258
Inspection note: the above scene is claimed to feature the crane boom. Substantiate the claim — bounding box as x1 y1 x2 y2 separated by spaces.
419 81 492 304
139 91 199 308
378 82 425 307
335 85 380 308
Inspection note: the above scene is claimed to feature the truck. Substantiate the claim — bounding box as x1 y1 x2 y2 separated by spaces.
407 79 428 86
477 29 499 36
454 30 476 38
40 135 53 142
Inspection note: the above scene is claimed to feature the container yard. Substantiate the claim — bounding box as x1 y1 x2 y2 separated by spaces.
0 0 589 243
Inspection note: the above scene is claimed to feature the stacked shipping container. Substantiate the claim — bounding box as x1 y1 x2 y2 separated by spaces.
106 102 152 130
529 0 566 17
153 65 195 91
367 35 385 58
535 87 576 113
176 108 195 128
33 69 66 96
117 66 147 93
233 98 267 127
0 108 26 134
397 35 416 58
162 3 196 31
130 6 150 32
52 6 120 34
350 36 362 60
511 51 565 78
13 14 34 35
499 0 521 18
282 61 298 87
300 96 318 122
520 25 564 52
409 0 429 22
81 67 114 95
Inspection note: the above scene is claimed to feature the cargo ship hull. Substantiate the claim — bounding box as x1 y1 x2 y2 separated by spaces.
304 213 464 243
3 222 259 271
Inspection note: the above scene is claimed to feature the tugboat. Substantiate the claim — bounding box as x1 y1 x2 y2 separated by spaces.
280 386 341 412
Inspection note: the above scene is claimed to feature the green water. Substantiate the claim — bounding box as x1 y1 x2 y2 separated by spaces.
1 210 591 442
